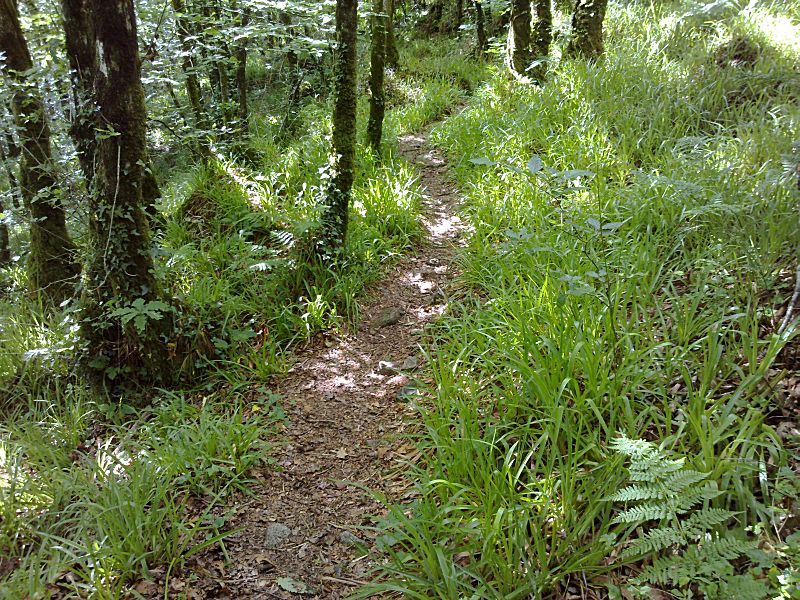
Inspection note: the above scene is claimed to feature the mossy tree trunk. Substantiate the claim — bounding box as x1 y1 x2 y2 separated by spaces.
0 130 21 209
170 0 208 132
60 0 97 183
0 195 10 267
384 0 399 68
474 0 487 57
507 0 532 75
367 0 387 155
62 0 162 222
530 0 552 80
323 0 357 251
80 0 174 386
566 0 608 59
232 0 250 135
0 0 80 304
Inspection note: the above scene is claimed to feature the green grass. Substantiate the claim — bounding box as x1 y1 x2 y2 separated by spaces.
0 36 485 598
0 387 267 598
361 1 800 598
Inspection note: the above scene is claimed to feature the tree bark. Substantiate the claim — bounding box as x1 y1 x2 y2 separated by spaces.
0 0 80 303
507 0 532 75
0 195 10 267
277 10 303 140
233 0 250 135
566 0 608 59
425 0 444 33
367 0 386 155
62 0 162 222
532 0 553 57
530 0 552 80
61 0 97 183
474 0 488 57
324 0 357 250
384 0 399 68
80 0 174 386
0 130 21 209
171 0 207 130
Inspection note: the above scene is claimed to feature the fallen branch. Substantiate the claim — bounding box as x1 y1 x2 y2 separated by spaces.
778 263 800 334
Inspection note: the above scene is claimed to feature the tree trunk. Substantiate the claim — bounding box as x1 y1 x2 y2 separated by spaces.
0 131 21 209
507 0 532 75
170 0 207 130
277 10 303 140
0 0 80 304
474 0 487 57
323 0 357 250
62 0 163 221
81 0 174 386
456 0 464 29
61 0 97 183
367 0 386 155
426 0 443 33
233 0 250 135
530 0 552 80
566 0 608 59
532 0 553 57
384 0 399 68
0 195 10 267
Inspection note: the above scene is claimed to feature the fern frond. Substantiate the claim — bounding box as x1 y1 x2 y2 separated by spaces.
608 436 762 597
622 526 685 559
636 551 730 587
614 502 672 523
609 435 654 458
661 469 709 493
698 535 756 562
670 482 722 515
629 455 685 482
683 507 738 537
606 484 663 502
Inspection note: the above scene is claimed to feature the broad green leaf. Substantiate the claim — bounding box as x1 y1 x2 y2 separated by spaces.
526 156 544 174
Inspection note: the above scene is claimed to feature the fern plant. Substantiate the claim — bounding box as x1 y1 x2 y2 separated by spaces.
608 435 768 600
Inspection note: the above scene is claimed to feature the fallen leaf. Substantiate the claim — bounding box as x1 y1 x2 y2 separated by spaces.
134 580 160 595
277 576 314 595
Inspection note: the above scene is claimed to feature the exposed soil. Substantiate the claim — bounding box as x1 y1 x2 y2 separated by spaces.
169 123 468 599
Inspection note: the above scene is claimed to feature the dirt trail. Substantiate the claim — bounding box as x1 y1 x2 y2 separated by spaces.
208 125 468 599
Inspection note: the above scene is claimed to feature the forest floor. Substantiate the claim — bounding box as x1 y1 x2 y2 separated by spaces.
167 121 468 599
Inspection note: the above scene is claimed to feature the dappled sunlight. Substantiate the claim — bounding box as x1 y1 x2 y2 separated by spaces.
1 0 798 596
750 10 800 52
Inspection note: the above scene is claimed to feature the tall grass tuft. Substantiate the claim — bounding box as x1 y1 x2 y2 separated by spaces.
362 0 800 597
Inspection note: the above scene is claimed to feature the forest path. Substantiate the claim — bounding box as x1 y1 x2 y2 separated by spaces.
213 122 467 599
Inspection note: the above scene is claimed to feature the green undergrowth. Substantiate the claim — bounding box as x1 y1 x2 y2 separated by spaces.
0 386 278 598
0 38 485 597
362 1 800 598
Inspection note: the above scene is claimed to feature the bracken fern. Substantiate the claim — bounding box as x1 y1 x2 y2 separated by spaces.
609 435 767 599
